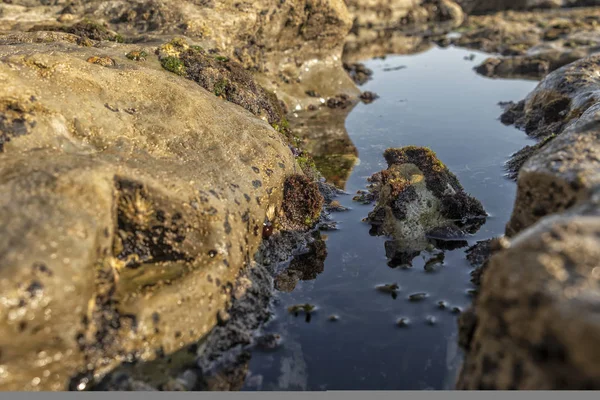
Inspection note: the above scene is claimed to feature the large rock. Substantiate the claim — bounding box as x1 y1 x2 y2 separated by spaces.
359 147 486 266
499 55 600 235
458 54 600 390
345 0 464 30
0 0 360 110
0 33 301 391
457 197 600 389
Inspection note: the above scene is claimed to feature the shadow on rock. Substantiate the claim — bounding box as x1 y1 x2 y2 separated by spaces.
274 231 328 293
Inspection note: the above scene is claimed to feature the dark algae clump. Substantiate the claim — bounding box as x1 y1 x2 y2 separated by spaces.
281 174 324 231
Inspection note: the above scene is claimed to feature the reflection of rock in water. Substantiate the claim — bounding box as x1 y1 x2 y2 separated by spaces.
290 108 358 189
359 147 487 267
275 232 328 292
343 28 435 64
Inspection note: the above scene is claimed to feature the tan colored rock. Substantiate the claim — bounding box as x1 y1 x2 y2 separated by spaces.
0 34 299 391
0 0 360 110
457 198 600 389
501 55 600 235
345 0 464 30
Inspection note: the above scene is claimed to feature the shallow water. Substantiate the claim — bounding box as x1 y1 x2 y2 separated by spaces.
242 46 538 391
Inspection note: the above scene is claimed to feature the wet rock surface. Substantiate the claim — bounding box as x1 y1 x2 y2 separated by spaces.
359 146 486 267
497 55 600 235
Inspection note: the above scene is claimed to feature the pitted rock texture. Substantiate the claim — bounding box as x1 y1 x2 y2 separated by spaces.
498 55 600 235
457 197 600 390
459 53 600 390
0 34 300 391
0 0 360 110
361 146 486 266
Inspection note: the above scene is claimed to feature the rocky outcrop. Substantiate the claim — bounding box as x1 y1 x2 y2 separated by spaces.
457 197 600 390
0 33 308 391
457 54 600 390
0 0 360 110
457 0 600 14
358 146 486 267
498 55 600 234
453 7 600 79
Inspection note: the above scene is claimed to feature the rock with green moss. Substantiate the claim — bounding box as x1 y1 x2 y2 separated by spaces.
0 35 298 391
363 147 486 266
157 39 285 124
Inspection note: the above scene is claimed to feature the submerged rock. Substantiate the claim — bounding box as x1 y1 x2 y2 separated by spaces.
362 146 486 266
274 233 327 293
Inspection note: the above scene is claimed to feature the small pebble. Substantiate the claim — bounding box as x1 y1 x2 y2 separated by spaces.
409 292 428 302
397 318 410 327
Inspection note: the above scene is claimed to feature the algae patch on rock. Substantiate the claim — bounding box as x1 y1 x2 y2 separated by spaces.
359 146 486 267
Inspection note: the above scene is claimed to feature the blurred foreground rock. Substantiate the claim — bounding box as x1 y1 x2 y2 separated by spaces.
0 32 306 390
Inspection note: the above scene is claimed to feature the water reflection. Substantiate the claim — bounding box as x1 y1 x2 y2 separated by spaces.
243 46 538 391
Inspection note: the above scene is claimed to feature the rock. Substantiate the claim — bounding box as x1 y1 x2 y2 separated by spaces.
363 147 486 266
453 6 600 80
457 0 600 14
359 91 379 104
0 0 360 109
502 55 600 235
281 175 325 231
345 0 464 31
457 197 600 389
0 35 300 391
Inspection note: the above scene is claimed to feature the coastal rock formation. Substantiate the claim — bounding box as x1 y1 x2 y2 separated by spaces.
458 54 600 390
457 0 600 14
0 34 304 391
453 6 600 79
457 197 600 390
360 146 486 266
345 0 464 31
0 0 360 110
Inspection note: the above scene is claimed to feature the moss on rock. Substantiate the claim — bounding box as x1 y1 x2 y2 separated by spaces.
157 39 285 124
281 174 324 231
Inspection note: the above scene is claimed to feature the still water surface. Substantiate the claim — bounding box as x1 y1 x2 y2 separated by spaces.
243 46 538 391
